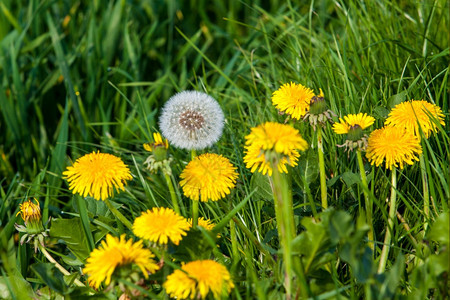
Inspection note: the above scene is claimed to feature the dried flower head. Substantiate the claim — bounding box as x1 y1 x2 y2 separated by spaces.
133 207 190 245
180 153 238 202
83 234 159 289
63 151 132 201
366 126 422 170
164 260 234 299
159 91 225 150
244 122 308 176
302 89 336 129
385 100 445 139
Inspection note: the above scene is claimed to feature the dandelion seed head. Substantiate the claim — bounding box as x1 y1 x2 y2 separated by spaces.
159 91 225 150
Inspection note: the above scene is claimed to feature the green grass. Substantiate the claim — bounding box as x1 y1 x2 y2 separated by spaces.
0 0 449 299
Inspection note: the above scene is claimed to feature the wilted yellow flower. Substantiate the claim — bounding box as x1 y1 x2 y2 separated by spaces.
133 207 190 245
83 234 159 289
187 217 215 231
143 132 169 152
385 100 445 138
366 126 422 170
180 153 238 202
271 82 314 119
164 260 234 299
16 198 41 223
63 151 132 201
243 122 308 176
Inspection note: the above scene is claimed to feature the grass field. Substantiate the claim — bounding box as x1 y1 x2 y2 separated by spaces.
0 0 449 299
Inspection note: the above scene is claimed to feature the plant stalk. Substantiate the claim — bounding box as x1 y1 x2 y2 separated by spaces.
270 160 296 300
317 126 328 209
378 168 397 273
164 173 180 215
39 244 85 287
419 154 429 231
357 149 374 250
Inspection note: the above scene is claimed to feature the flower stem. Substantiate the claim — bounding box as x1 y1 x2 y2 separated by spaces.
317 126 328 209
192 200 199 227
378 168 397 273
190 149 198 227
230 219 239 260
356 149 374 250
270 161 296 300
104 198 133 230
419 154 429 231
164 173 180 215
38 244 85 287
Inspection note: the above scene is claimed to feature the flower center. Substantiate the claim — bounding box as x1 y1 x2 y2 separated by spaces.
179 110 205 131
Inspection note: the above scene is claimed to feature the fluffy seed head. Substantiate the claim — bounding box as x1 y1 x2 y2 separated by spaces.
159 91 225 150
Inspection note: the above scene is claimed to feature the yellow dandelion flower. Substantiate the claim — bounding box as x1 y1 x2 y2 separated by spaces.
332 113 375 135
243 122 308 176
83 234 159 289
187 217 215 231
366 126 422 170
133 207 190 245
272 82 314 119
179 153 238 202
63 151 132 201
16 198 41 223
164 260 234 299
385 100 445 138
143 132 169 152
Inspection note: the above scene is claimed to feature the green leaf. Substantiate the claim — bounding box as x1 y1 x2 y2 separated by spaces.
426 211 449 245
387 91 407 109
297 149 319 187
372 106 390 119
50 218 91 261
31 263 68 295
0 275 36 300
173 228 215 261
249 172 272 201
341 171 361 187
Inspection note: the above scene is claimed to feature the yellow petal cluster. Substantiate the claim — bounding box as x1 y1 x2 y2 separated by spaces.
332 113 375 134
385 100 445 138
244 122 308 176
83 234 159 289
133 207 190 245
271 82 314 119
63 151 132 201
164 260 234 299
187 217 215 231
365 126 422 170
180 153 238 202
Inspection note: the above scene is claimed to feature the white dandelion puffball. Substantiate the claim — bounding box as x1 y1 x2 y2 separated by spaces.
159 91 225 150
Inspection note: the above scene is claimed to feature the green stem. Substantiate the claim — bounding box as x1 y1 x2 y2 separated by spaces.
192 200 199 227
378 168 397 273
39 244 85 287
164 173 180 215
419 154 429 231
270 161 295 300
230 219 239 260
317 126 328 209
190 149 198 227
104 198 133 230
357 149 374 250
77 196 95 251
